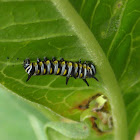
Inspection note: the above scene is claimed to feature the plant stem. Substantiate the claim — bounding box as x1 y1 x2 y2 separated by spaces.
51 0 128 140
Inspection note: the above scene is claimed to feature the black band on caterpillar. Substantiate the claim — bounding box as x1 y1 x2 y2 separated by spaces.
23 58 98 86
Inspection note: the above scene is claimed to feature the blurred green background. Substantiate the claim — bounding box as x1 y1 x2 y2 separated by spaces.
0 87 47 140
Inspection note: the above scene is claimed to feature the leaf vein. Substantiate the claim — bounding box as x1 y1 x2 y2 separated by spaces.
0 34 75 42
90 0 100 29
0 18 63 31
107 0 128 58
0 70 91 90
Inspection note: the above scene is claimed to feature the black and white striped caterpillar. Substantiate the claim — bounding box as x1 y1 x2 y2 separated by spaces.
23 57 98 86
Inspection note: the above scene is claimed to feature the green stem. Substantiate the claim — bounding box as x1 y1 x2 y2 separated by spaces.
51 0 128 140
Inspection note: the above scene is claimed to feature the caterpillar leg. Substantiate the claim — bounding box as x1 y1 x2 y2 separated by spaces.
73 75 77 79
26 74 32 82
83 79 89 86
92 76 98 81
66 77 69 85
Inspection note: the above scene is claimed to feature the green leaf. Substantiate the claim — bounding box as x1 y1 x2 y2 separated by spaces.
0 85 47 140
2 0 140 140
46 126 113 140
69 0 140 140
45 122 89 139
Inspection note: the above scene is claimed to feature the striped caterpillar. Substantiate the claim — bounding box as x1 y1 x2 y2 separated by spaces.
23 57 98 86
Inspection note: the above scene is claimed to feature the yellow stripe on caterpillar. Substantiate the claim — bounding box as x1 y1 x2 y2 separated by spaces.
39 62 43 66
37 70 40 74
34 62 37 66
46 60 50 64
68 62 72 66
79 64 82 67
50 68 53 74
54 61 58 64
87 66 90 70
43 68 46 74
83 64 86 68
74 63 78 68
57 68 60 74
25 66 29 72
62 61 65 65
63 69 67 75
80 73 83 77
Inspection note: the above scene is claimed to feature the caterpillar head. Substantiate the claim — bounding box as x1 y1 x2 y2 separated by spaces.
23 58 30 69
23 59 34 82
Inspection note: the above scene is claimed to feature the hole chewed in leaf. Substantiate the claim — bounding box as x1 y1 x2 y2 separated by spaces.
72 93 113 134
90 117 103 134
73 93 102 111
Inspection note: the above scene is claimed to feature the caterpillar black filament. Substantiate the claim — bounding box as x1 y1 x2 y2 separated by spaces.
23 57 98 86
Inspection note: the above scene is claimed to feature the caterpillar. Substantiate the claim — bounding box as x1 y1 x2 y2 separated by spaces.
23 57 98 86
